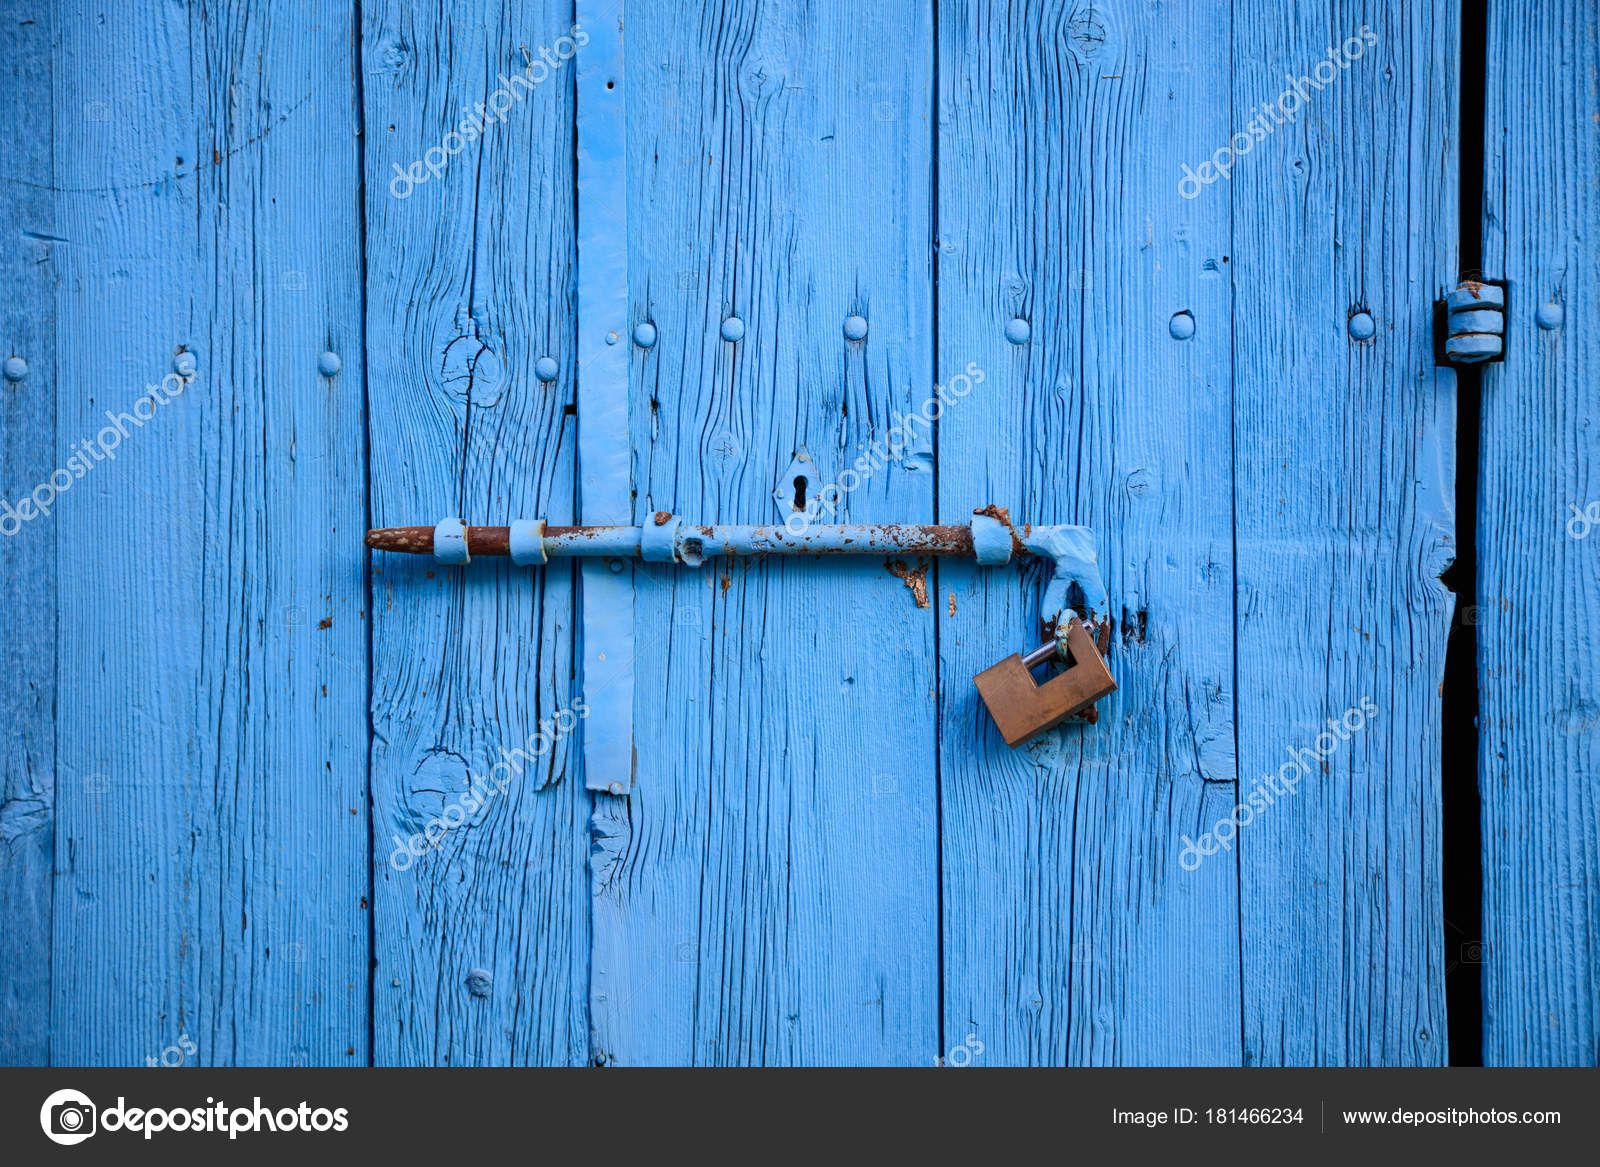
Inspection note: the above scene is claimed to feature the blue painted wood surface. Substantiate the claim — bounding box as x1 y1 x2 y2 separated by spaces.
363 0 589 1065
41 0 369 1065
1230 3 1457 1066
937 0 1242 1066
0 0 57 1068
1480 0 1599 1066
591 0 941 1066
0 0 1592 1067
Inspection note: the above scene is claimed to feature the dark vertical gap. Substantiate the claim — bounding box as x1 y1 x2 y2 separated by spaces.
1441 0 1487 1068
351 0 377 1068
571 0 594 1070
929 0 945 1067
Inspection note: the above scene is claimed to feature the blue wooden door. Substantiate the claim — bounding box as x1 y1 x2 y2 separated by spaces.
1 0 1593 1068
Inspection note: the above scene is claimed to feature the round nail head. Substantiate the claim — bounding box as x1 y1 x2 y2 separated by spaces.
1348 312 1376 340
318 351 342 376
1536 302 1564 330
721 316 745 342
633 322 657 348
173 351 197 377
1005 317 1031 345
605 330 619 346
843 315 868 341
534 356 560 382
2 356 26 382
1169 311 1195 340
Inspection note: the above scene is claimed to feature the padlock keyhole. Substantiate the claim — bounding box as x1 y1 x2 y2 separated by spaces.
792 476 808 511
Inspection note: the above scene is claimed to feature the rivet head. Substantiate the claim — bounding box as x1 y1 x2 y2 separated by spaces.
607 557 624 574
173 351 198 377
1536 302 1564 330
608 781 624 795
534 356 559 382
720 316 745 342
1348 312 1376 340
1169 311 1195 340
1004 317 1031 344
633 322 657 348
843 314 868 341
2 356 26 381
465 968 493 998
605 330 620 345
317 351 342 376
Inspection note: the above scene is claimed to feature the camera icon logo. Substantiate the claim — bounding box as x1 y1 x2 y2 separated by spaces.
39 1088 97 1145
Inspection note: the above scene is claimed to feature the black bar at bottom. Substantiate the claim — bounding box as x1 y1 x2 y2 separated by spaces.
3 1067 1596 1160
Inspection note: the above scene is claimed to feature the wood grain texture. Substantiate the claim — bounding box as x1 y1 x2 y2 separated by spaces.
49 0 369 1064
589 0 940 1065
1480 0 1600 1066
936 0 1242 1065
7 0 1577 1069
0 0 57 1067
1231 1 1456 1065
363 0 588 1065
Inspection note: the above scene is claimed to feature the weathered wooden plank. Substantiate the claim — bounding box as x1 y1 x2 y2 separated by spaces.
363 0 588 1065
1232 2 1456 1064
937 0 1241 1065
1479 0 1600 1066
0 0 57 1068
590 0 939 1065
49 0 369 1064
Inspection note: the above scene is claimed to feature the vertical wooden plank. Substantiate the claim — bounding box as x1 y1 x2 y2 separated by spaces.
937 0 1241 1064
590 0 938 1065
364 0 587 1065
0 0 57 1067
50 0 368 1064
1232 2 1456 1064
1479 0 1600 1066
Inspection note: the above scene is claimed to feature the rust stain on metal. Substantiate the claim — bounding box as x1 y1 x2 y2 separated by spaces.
365 526 434 553
973 503 1027 555
885 557 930 608
653 510 672 526
972 503 1012 525
365 525 516 555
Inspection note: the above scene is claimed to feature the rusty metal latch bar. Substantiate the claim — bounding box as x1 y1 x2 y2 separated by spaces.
368 508 1117 747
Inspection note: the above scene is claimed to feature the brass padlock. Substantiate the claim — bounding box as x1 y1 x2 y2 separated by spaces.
974 618 1116 747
